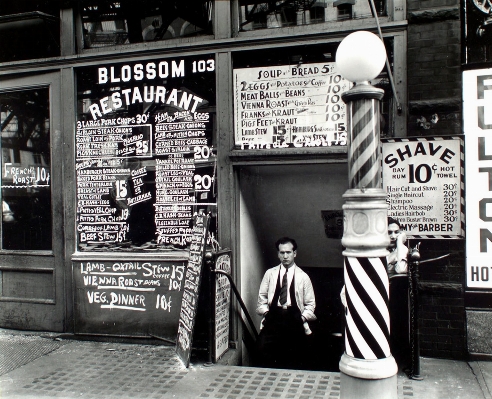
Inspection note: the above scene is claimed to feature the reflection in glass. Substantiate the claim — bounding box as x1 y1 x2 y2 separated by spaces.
238 0 386 31
0 88 52 250
80 0 214 49
465 0 492 63
0 4 60 62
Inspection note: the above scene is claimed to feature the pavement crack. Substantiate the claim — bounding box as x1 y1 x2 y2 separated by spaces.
468 361 492 399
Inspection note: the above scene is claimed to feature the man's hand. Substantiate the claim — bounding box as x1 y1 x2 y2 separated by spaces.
397 231 407 245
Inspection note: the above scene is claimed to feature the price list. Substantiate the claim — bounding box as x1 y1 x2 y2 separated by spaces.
382 137 464 238
176 214 209 367
76 121 153 248
154 112 214 247
214 252 231 362
75 110 215 251
75 56 217 252
233 62 349 149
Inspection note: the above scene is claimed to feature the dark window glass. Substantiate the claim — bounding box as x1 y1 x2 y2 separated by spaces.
0 88 52 250
0 2 60 62
80 0 214 49
238 0 386 31
465 0 492 63
337 3 353 20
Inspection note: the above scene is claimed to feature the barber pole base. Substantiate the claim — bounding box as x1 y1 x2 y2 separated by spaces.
340 354 397 399
340 189 397 399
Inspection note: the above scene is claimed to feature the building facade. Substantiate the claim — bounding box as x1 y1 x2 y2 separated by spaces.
0 0 484 367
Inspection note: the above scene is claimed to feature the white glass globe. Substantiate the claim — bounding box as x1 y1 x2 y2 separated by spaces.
335 31 387 83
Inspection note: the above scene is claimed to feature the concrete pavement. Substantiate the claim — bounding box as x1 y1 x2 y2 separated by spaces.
0 330 491 399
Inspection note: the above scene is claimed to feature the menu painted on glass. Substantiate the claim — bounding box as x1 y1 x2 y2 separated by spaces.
76 55 217 252
233 62 350 149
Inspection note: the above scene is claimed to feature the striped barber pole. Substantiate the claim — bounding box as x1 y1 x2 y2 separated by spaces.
341 85 392 363
344 256 391 360
346 98 382 190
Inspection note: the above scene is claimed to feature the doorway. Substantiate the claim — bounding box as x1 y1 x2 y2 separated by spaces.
238 162 347 370
0 73 66 331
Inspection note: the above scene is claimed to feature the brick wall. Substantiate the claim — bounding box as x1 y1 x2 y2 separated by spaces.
404 0 466 360
410 239 467 359
406 0 462 138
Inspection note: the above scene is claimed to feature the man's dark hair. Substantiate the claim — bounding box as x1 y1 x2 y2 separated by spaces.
275 237 297 251
388 217 401 228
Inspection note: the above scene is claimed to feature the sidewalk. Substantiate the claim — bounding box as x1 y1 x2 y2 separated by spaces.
0 331 490 399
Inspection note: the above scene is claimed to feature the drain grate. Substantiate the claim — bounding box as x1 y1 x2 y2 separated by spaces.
198 368 341 399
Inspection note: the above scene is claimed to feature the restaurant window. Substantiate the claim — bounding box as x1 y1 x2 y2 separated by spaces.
75 56 217 252
0 2 60 62
79 0 214 49
232 41 394 150
238 0 386 31
0 88 52 250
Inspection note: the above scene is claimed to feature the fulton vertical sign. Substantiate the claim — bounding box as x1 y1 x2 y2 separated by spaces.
464 69 492 288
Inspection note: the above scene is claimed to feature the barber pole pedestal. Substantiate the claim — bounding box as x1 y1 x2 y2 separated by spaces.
339 84 397 399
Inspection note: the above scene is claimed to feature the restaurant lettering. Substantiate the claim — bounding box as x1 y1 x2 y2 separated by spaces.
75 55 216 252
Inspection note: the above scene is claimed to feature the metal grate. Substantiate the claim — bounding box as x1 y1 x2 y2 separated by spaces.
198 368 341 399
0 335 64 376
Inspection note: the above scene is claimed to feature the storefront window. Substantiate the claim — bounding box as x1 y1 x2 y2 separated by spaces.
238 0 386 31
75 56 216 252
464 0 492 63
79 0 214 49
0 3 60 62
232 41 393 150
0 88 52 250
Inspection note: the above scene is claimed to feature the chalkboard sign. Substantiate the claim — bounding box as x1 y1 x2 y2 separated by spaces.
75 55 217 253
213 250 231 362
176 214 209 367
73 255 187 339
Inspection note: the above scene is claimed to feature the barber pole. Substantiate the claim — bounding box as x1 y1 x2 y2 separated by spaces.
344 256 390 360
339 83 397 399
343 86 391 359
347 95 382 189
336 30 397 399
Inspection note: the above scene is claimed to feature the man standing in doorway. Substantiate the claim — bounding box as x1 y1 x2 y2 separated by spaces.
256 237 316 369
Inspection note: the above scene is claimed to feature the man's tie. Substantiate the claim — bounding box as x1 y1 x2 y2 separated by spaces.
279 271 288 305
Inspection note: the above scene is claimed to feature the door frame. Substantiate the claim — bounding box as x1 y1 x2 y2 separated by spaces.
0 72 66 332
